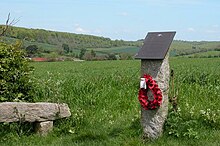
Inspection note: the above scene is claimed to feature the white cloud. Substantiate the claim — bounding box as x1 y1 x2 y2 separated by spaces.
205 29 220 34
74 24 89 34
93 29 102 34
138 0 204 7
187 27 195 32
74 24 80 27
75 27 88 33
205 25 220 34
170 0 203 5
212 24 219 28
14 10 22 14
119 12 128 16
74 24 103 35
205 30 217 34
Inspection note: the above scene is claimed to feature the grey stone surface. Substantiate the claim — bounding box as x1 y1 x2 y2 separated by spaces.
34 121 53 136
0 102 71 122
140 54 170 139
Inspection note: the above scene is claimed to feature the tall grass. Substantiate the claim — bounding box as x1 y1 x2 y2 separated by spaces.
0 58 220 146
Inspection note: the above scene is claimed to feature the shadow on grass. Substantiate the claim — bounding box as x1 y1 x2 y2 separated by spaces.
71 118 142 143
109 117 142 138
0 122 34 143
73 132 107 142
108 127 124 137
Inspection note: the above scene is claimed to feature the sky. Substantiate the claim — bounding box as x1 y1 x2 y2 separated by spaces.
0 0 220 41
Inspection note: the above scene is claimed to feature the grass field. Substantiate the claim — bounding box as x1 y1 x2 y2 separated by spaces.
170 41 220 52
186 51 220 58
0 58 220 146
87 46 139 54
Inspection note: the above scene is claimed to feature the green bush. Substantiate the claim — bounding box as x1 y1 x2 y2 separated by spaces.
0 41 35 102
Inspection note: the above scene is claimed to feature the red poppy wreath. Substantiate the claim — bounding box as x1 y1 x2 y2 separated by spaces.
138 74 162 110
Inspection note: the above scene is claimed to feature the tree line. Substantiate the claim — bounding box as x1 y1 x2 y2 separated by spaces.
0 25 141 49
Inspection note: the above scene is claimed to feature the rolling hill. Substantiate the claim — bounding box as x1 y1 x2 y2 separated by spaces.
1 25 220 59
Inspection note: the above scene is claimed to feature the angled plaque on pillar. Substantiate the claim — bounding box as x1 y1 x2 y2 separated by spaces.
136 31 176 139
135 31 176 60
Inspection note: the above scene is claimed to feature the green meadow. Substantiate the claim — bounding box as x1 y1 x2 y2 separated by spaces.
0 58 220 146
87 46 139 54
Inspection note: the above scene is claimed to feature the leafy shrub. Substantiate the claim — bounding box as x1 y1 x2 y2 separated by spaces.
0 41 35 102
165 107 199 139
165 105 220 139
200 109 220 129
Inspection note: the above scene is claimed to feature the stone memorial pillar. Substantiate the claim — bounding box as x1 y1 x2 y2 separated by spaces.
135 31 176 139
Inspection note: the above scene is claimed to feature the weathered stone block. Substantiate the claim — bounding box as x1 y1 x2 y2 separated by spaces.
0 102 71 122
34 121 53 136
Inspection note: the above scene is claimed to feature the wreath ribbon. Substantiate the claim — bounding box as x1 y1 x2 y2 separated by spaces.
138 74 162 110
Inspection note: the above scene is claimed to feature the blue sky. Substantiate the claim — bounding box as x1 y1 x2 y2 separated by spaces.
0 0 220 41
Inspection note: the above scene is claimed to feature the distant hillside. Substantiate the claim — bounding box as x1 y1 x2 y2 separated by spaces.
1 25 220 59
0 25 141 49
170 40 220 57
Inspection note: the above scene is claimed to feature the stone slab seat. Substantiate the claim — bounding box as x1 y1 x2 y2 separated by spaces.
0 102 71 135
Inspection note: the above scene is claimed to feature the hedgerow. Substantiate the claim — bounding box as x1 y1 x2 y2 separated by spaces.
0 41 34 102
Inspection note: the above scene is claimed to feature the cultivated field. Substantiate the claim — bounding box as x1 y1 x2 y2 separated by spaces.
1 58 220 146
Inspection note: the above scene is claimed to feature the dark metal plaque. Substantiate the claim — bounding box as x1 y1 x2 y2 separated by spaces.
135 31 176 59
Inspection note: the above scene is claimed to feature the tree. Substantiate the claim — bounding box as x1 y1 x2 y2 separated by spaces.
48 52 58 62
62 43 70 54
79 48 87 59
25 45 39 57
0 41 35 102
119 53 133 60
107 53 117 60
91 49 96 57
192 46 196 50
0 13 19 37
84 52 93 61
